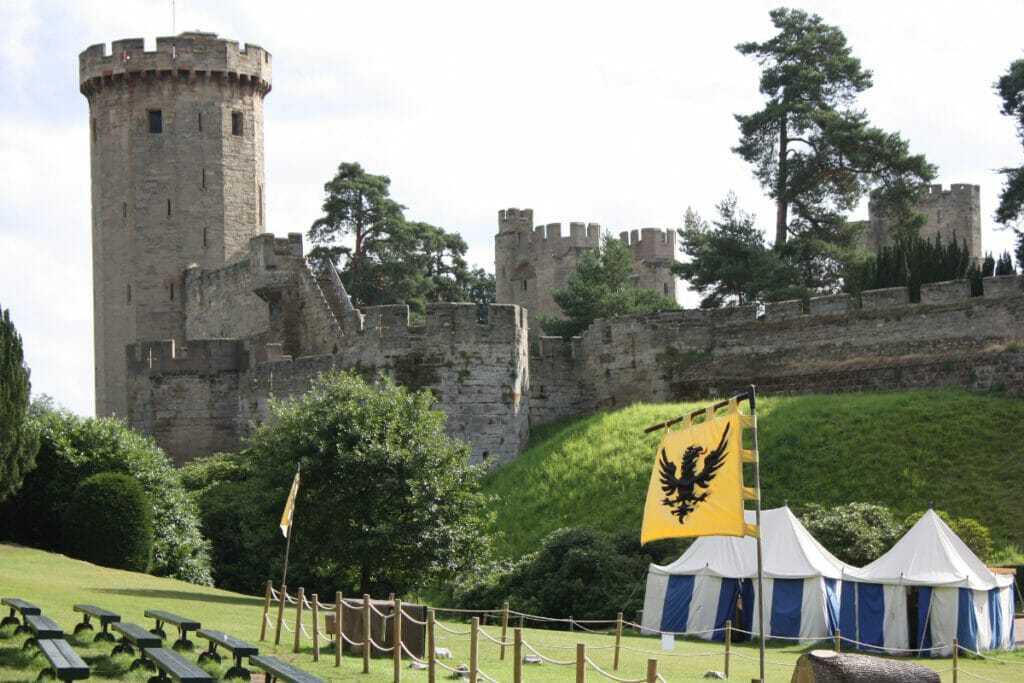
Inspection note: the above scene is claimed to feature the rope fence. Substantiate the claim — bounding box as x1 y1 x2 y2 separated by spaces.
257 580 1020 682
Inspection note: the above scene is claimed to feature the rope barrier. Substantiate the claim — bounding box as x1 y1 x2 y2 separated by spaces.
366 636 394 654
955 669 1007 683
729 651 796 668
399 609 429 627
476 668 500 683
956 648 1024 666
398 639 426 665
521 640 576 666
583 656 648 683
434 622 473 636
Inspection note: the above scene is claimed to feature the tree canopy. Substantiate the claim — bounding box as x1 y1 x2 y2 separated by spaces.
735 8 935 256
994 57 1024 264
245 370 487 596
0 305 38 501
539 234 678 338
307 162 482 315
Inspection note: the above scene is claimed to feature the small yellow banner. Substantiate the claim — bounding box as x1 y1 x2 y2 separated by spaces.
279 468 301 538
641 400 749 544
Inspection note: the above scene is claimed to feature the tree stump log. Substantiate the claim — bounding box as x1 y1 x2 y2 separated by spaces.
791 649 940 683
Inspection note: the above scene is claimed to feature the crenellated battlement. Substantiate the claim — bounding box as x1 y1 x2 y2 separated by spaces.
80 32 272 96
618 227 677 262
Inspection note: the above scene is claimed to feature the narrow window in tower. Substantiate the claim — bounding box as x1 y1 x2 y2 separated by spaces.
232 111 243 136
170 282 174 301
664 283 670 296
122 202 127 219
167 199 172 217
259 184 264 226
203 228 208 247
127 284 131 303
198 111 203 132
522 279 528 291
202 168 206 190
149 109 162 134
91 118 97 142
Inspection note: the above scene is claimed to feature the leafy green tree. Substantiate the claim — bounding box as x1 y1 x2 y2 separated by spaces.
735 8 935 261
245 370 487 596
0 306 38 501
674 195 805 307
307 162 475 315
540 234 678 338
995 58 1024 250
800 502 904 567
0 409 212 584
995 250 1015 276
62 472 154 572
463 267 496 324
855 233 971 301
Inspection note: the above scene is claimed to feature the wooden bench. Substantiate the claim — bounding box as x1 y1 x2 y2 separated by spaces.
36 638 90 681
110 622 162 671
144 609 201 650
143 647 213 683
72 604 120 643
249 655 325 683
195 629 258 680
1 596 41 629
23 613 64 649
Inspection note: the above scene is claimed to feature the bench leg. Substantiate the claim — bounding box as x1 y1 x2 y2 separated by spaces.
112 642 135 657
130 656 156 673
224 654 250 680
73 617 94 636
2 615 22 628
35 666 56 681
172 637 194 651
146 675 172 683
198 649 221 665
94 627 115 643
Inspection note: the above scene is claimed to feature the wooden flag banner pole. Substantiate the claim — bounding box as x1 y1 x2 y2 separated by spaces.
281 462 301 588
749 385 766 683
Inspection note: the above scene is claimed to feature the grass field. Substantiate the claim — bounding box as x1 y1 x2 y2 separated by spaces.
2 544 1023 682
482 390 1024 560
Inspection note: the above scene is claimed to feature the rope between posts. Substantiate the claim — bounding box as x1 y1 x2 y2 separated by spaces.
729 651 796 668
400 609 428 627
957 648 1024 665
475 627 506 646
656 675 667 683
338 630 361 647
477 668 500 683
301 595 313 610
269 587 281 601
521 640 575 666
399 639 426 664
367 603 393 619
955 670 1006 683
367 636 393 654
314 597 336 610
434 659 461 674
299 624 312 639
617 644 717 659
583 656 648 683
432 607 492 615
434 621 472 636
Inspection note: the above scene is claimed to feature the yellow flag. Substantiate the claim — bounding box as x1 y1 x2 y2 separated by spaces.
641 401 748 544
279 467 301 538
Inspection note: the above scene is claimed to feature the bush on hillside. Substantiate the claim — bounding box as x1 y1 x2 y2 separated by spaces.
800 502 905 567
180 453 267 592
903 509 993 562
62 472 154 572
0 408 212 584
453 527 675 622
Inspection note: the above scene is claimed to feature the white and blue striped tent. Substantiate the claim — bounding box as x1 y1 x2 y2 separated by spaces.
839 510 1015 656
641 507 852 643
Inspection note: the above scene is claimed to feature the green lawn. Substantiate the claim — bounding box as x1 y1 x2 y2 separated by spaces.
2 544 1023 682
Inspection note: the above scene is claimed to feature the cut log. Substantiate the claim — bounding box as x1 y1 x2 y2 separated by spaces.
791 649 940 683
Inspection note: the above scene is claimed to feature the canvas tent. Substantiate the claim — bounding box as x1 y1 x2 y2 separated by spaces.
839 509 1015 656
641 506 852 643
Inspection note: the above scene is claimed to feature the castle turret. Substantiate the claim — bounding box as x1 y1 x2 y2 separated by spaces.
865 183 982 261
80 32 271 416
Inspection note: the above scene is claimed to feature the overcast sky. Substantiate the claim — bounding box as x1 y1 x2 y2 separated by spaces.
2 0 1022 418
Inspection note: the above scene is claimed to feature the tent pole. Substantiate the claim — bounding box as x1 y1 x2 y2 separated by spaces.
749 385 766 682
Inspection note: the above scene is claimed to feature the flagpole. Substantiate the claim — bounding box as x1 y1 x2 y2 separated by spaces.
749 385 766 683
281 462 301 588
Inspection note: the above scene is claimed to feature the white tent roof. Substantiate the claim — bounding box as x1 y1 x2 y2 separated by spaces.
648 506 853 580
844 509 1012 590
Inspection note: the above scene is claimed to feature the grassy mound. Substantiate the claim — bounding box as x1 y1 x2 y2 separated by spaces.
482 390 1024 559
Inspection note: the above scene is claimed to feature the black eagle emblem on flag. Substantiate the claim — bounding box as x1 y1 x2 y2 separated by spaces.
658 423 731 523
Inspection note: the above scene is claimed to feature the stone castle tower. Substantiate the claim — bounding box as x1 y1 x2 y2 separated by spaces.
494 208 677 329
79 32 272 417
864 183 982 260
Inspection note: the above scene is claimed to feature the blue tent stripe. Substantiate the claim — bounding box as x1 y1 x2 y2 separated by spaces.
660 575 694 633
770 578 803 638
918 586 933 656
839 582 857 644
988 589 1001 650
857 583 885 652
711 578 741 642
957 587 978 653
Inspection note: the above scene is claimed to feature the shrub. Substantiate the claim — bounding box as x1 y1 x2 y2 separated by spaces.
62 472 154 572
799 502 905 566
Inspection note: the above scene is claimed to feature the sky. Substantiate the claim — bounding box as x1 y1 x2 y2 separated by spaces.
1 0 1022 418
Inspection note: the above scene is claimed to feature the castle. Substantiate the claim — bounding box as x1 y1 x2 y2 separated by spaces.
81 33 1024 466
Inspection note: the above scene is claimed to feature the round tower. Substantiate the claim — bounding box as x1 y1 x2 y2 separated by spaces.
80 32 271 417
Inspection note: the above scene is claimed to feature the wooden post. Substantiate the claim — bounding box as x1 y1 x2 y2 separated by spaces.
952 638 958 683
724 620 731 678
646 658 658 683
363 594 371 674
518 613 524 631
312 593 320 662
470 617 479 683
335 591 343 667
294 586 305 653
274 584 286 645
834 628 841 653
260 580 273 641
614 612 623 670
393 598 402 683
575 642 585 683
569 615 574 632
513 628 522 683
427 609 436 683
499 602 510 660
